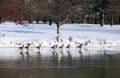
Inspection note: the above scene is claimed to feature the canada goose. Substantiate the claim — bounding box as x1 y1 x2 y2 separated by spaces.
84 41 89 46
87 40 91 45
36 43 41 49
51 44 56 49
18 44 24 50
59 44 64 49
35 43 41 56
66 44 70 48
35 43 41 52
51 44 58 49
76 43 83 49
24 43 30 54
24 43 30 49
74 41 80 44
55 44 58 49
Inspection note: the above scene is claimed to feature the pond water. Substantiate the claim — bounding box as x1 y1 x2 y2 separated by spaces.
0 48 120 78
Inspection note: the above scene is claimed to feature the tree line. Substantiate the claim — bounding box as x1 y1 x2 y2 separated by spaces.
0 0 120 33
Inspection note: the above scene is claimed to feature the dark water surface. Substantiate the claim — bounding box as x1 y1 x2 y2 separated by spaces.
0 49 120 78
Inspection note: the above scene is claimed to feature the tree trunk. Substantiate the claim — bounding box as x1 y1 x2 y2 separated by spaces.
36 18 39 24
0 16 2 23
119 17 120 24
43 16 47 23
83 18 86 24
43 19 46 23
88 15 90 24
55 22 61 42
71 20 74 24
49 18 52 25
56 22 60 34
100 12 104 26
28 19 33 23
111 15 114 27
0 19 1 23
114 16 116 25
36 20 39 24
94 15 97 24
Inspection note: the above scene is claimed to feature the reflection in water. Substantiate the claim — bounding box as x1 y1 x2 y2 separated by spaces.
57 50 64 65
66 50 72 66
0 48 120 78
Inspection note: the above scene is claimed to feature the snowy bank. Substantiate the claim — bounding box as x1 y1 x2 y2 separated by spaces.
0 22 120 46
0 22 120 59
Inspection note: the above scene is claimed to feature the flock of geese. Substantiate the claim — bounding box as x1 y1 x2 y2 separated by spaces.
16 39 117 64
17 40 91 56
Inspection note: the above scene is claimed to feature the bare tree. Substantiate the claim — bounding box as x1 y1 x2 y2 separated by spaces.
0 0 23 23
15 0 41 23
48 0 82 34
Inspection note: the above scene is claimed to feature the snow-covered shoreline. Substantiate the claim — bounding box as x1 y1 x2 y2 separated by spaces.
0 22 120 59
0 22 120 46
0 22 120 60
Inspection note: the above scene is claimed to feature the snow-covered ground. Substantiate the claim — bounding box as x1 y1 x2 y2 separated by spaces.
0 22 120 46
0 22 120 59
